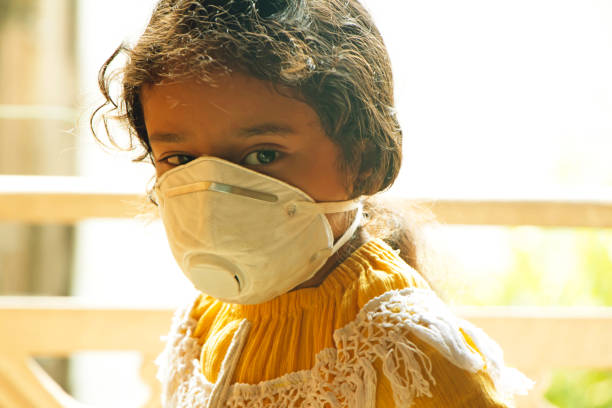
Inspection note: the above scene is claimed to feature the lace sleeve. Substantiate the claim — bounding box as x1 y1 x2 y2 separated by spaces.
333 288 535 407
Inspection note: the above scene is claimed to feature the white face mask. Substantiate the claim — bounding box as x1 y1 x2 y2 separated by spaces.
154 156 362 304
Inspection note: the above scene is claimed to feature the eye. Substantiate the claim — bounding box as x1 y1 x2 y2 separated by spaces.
243 150 280 165
162 154 196 166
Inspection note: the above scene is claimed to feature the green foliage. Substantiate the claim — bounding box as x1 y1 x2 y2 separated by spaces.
579 231 612 306
545 369 612 408
499 228 612 407
499 228 611 307
443 226 612 406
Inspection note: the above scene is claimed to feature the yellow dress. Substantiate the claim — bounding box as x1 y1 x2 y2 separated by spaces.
156 239 533 407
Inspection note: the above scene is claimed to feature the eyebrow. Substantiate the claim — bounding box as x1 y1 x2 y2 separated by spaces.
148 123 294 143
148 133 186 143
235 123 294 138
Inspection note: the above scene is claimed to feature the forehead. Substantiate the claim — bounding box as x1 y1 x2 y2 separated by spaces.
139 73 320 133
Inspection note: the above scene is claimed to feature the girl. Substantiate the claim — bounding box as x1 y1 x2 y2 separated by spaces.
94 0 534 406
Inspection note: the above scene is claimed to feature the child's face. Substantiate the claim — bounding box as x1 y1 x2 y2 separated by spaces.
141 73 350 204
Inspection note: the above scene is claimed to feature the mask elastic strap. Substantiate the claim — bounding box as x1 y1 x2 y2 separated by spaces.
294 197 362 214
331 203 363 254
293 197 363 254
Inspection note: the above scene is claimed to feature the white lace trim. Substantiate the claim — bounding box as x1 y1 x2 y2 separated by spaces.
156 288 534 408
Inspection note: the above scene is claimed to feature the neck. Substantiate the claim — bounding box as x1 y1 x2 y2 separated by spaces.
290 229 368 291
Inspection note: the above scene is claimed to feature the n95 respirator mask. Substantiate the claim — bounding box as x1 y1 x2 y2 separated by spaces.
153 156 362 305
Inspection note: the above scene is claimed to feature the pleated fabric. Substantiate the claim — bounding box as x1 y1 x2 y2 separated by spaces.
187 239 526 407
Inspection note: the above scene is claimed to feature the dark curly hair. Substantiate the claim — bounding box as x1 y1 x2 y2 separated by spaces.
93 0 401 195
92 0 441 292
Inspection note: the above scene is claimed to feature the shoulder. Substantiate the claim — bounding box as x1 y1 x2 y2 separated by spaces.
333 287 535 407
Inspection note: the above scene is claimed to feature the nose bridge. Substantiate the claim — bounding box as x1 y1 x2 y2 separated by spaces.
190 130 242 164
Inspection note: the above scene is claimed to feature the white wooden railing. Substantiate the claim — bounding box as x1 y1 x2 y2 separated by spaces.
1 175 611 407
2 175 612 227
0 298 171 408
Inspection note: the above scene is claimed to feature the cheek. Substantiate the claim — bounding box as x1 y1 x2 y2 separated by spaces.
314 153 350 200
295 140 350 202
279 155 348 202
313 165 349 200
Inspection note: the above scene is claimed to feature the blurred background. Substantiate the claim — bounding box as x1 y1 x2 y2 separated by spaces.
0 0 610 406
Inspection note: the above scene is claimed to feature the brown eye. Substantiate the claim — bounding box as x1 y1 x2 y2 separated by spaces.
243 150 279 165
165 154 196 166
